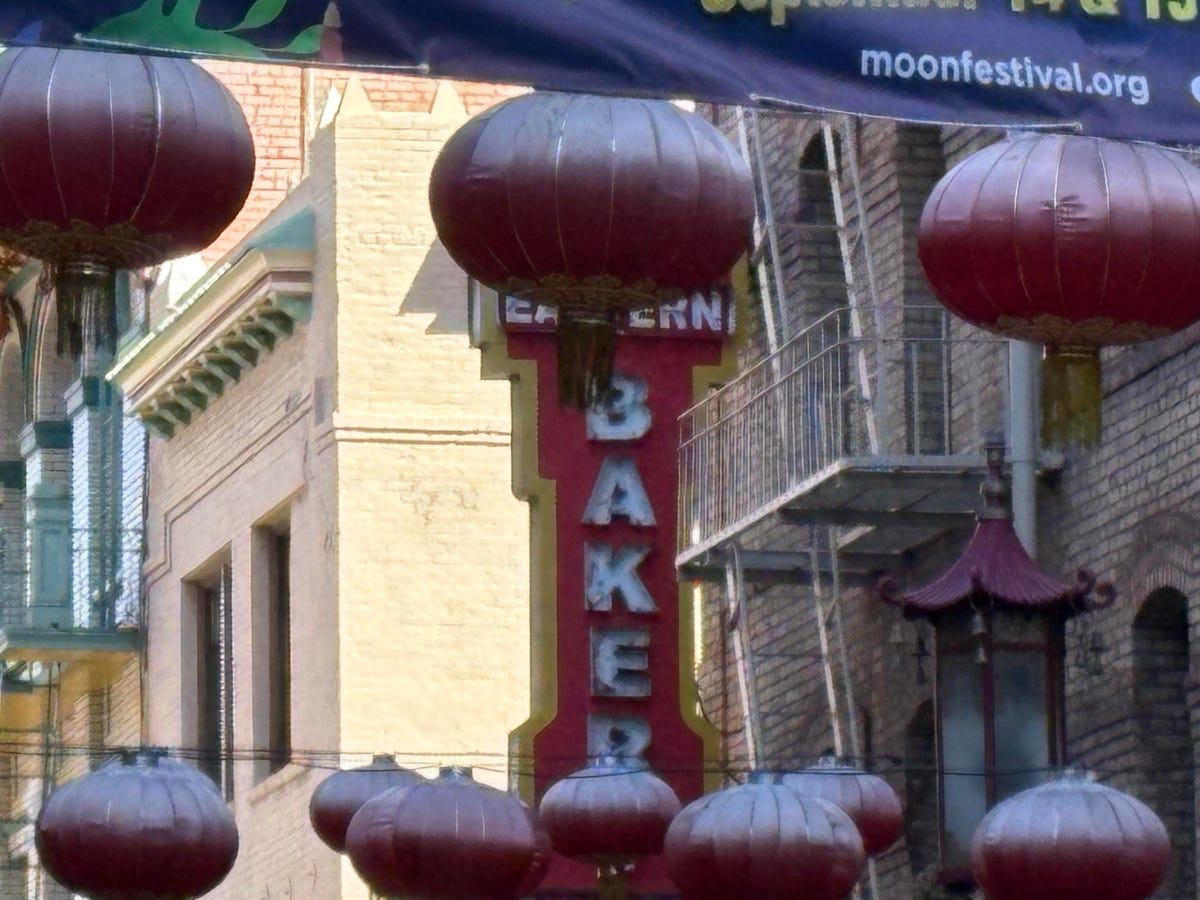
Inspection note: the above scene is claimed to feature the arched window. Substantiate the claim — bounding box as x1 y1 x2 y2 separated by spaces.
792 135 847 318
1133 587 1194 897
904 699 938 878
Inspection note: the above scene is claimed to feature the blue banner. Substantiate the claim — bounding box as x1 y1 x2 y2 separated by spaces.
7 1 1200 142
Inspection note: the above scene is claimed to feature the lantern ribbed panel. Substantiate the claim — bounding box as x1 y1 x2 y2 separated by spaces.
344 769 537 900
782 763 903 857
665 779 865 900
538 756 682 861
918 135 1200 347
518 821 553 896
308 756 422 853
35 754 239 899
0 46 254 268
970 775 1171 900
428 91 752 313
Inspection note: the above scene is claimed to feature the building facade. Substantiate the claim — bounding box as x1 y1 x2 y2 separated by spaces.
687 109 1200 899
0 62 531 898
0 51 1192 900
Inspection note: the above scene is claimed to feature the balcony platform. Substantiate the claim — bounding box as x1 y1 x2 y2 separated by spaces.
0 627 139 664
678 455 984 584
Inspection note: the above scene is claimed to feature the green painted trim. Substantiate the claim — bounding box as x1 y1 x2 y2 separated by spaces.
254 208 315 252
0 461 24 490
30 420 70 450
76 375 113 408
276 295 312 324
0 627 140 660
3 261 41 297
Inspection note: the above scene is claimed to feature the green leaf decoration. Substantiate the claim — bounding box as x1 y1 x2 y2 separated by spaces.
86 0 322 60
276 23 323 56
229 0 288 32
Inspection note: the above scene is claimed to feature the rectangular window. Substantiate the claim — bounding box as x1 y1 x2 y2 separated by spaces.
268 531 290 775
196 561 234 799
252 523 291 783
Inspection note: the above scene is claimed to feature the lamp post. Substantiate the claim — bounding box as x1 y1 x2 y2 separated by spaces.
881 439 1100 880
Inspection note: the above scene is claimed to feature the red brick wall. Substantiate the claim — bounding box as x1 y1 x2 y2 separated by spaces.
198 61 524 265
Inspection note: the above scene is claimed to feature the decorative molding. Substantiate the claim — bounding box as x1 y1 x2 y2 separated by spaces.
0 460 24 489
109 245 313 439
19 420 71 453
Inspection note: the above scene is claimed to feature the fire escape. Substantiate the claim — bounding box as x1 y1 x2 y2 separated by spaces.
676 110 1011 786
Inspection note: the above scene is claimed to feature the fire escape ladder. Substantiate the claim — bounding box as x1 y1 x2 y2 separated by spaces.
724 544 762 768
733 111 867 838
822 116 885 456
819 117 884 899
737 107 790 354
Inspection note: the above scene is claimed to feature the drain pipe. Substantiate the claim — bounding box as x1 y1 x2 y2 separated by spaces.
1008 340 1039 554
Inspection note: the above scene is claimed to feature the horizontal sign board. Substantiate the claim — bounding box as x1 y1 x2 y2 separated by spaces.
8 1 1200 141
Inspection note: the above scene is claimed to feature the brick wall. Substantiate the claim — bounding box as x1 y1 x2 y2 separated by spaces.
697 114 1029 899
703 109 1200 900
1038 335 1200 898
197 62 524 271
135 75 529 900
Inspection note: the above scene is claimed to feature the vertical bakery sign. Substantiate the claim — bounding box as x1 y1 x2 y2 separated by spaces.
475 289 731 894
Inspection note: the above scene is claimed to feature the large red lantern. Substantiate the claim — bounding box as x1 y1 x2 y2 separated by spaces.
664 772 865 900
0 46 254 358
970 772 1170 900
782 756 903 857
429 91 752 407
35 750 239 899
344 766 537 900
918 134 1200 447
538 752 681 897
308 755 422 852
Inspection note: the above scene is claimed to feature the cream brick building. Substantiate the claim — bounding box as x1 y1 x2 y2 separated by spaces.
116 80 531 898
0 65 531 898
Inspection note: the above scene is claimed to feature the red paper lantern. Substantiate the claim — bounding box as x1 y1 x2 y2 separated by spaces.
918 134 1200 446
519 820 553 897
35 750 239 899
538 753 681 863
664 772 865 900
0 46 254 358
344 766 537 900
782 757 903 857
309 755 422 852
970 772 1170 900
429 91 752 407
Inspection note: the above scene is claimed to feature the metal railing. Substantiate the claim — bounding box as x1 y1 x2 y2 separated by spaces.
678 306 1009 557
0 526 143 632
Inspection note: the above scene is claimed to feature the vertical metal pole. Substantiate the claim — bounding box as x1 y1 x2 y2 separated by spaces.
724 544 761 768
1008 340 1039 554
809 538 844 759
736 109 785 354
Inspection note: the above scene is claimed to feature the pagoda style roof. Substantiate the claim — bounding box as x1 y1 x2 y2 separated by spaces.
886 446 1096 615
899 515 1075 613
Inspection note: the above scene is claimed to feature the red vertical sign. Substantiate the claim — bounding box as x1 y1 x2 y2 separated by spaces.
502 295 729 894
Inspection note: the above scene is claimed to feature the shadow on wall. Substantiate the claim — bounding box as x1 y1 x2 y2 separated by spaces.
397 243 470 336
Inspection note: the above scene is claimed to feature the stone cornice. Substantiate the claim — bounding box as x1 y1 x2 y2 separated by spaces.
109 246 313 439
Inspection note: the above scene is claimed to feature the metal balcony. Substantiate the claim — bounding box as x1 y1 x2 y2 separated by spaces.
0 525 141 663
677 306 1010 584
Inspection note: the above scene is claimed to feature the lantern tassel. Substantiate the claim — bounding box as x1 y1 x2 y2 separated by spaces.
53 261 118 361
1041 346 1101 449
596 859 631 900
557 312 617 409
